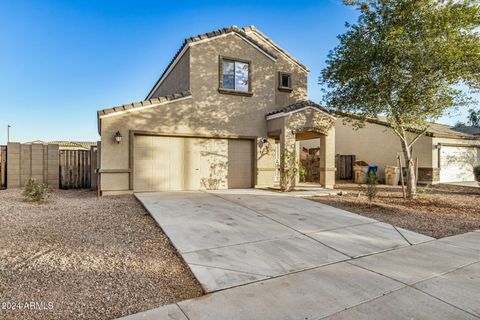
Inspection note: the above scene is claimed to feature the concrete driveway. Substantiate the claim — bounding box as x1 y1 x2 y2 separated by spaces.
129 189 480 320
135 189 432 292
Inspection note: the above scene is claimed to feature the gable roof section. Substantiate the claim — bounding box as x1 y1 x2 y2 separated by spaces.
96 91 192 134
245 26 309 73
146 25 308 100
266 100 336 120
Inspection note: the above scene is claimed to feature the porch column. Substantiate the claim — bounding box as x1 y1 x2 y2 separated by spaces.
320 127 336 189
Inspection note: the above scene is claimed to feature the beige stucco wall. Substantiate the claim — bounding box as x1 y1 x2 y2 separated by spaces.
99 31 315 193
335 118 433 181
151 49 190 98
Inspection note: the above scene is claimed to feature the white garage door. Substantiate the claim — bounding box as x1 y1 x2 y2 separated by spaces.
440 145 480 182
134 136 252 191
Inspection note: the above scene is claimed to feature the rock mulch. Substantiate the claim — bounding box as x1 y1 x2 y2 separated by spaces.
0 189 203 320
310 182 480 239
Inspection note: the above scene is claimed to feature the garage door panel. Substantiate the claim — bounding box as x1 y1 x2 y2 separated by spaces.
135 147 153 161
199 139 228 190
134 136 236 191
440 146 480 182
228 140 253 188
135 135 153 148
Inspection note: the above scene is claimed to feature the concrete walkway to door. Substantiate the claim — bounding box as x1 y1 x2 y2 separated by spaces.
128 189 480 320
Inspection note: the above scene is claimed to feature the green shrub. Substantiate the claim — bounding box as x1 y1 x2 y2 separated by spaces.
474 165 480 183
23 178 50 202
417 184 432 194
365 172 378 202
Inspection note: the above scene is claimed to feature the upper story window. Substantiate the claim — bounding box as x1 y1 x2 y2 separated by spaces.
219 56 252 96
278 72 292 92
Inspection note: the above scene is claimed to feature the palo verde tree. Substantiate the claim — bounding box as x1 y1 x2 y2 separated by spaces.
321 0 480 198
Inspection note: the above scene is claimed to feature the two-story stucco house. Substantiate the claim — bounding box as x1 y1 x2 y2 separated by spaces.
96 26 336 195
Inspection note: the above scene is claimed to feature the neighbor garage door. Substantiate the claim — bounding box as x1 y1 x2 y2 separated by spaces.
440 145 480 182
134 135 253 191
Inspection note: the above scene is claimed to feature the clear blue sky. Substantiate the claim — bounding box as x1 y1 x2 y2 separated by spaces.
0 0 472 144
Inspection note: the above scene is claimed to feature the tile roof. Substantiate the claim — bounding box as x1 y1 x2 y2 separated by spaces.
48 141 97 150
452 125 480 136
97 91 191 117
146 25 308 99
423 121 480 139
25 140 97 150
266 100 332 117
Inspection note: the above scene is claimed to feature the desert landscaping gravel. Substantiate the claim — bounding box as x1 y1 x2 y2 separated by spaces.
0 189 203 320
310 183 480 238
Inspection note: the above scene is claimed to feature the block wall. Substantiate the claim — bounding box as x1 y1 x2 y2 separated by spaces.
7 143 59 189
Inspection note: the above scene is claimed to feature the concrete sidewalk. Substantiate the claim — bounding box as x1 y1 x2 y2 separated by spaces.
126 190 479 320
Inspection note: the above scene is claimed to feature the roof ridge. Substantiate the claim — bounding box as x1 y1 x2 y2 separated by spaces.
243 26 309 72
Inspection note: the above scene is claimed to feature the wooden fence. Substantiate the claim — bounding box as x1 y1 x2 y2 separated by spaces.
0 146 6 189
59 150 91 189
336 154 356 180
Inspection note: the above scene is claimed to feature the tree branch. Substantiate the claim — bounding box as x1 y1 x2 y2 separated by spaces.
408 126 430 149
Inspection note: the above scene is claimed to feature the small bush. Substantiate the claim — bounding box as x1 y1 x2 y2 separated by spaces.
474 165 480 183
417 184 432 194
365 172 378 202
23 178 50 202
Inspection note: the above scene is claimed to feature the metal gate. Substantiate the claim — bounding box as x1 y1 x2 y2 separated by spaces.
336 154 356 180
59 150 91 189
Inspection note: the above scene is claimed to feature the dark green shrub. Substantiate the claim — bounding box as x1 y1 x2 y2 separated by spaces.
474 165 480 183
23 178 50 202
365 172 378 202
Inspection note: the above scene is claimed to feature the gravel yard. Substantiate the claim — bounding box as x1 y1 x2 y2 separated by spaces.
0 189 203 320
310 182 480 239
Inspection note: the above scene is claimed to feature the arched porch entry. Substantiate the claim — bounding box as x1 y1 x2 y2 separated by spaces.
266 101 336 189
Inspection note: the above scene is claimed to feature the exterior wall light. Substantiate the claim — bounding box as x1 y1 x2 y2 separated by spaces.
114 131 122 144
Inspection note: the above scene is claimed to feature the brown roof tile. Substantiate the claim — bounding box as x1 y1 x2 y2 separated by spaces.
97 90 191 118
266 100 332 117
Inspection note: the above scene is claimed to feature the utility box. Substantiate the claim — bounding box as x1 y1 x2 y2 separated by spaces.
353 161 369 184
385 165 400 186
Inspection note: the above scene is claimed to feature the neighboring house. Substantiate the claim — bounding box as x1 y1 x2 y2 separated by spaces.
49 141 97 151
336 116 480 184
26 140 96 151
453 125 480 136
97 26 336 195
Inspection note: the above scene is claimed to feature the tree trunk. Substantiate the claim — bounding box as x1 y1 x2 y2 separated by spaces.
400 138 417 199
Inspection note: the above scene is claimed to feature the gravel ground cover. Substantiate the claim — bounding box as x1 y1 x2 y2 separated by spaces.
310 182 480 238
0 189 203 320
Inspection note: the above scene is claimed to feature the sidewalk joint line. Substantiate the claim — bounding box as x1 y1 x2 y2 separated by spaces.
187 262 271 277
391 224 413 245
207 192 354 259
